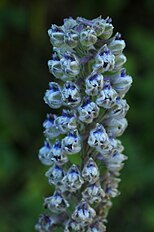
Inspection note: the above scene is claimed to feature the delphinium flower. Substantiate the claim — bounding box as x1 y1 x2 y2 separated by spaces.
36 16 133 232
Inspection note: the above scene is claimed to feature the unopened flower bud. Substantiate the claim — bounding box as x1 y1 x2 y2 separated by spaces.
87 219 106 232
108 33 126 55
103 151 127 174
64 30 79 48
64 219 84 232
80 27 97 47
48 24 64 47
92 17 105 36
113 53 127 71
48 53 64 79
99 17 114 39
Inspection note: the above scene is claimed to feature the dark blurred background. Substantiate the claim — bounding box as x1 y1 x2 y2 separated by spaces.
0 0 154 231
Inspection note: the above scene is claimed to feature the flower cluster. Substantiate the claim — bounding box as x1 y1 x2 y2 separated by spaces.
36 16 132 231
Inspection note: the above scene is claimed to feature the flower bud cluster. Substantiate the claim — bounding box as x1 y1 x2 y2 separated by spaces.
36 16 132 231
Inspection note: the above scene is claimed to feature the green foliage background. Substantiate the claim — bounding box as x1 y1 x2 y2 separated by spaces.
0 0 154 231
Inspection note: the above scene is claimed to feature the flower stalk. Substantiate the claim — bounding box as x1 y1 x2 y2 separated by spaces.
35 16 132 232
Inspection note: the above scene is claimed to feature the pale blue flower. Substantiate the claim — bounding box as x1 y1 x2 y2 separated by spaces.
62 164 84 192
110 68 133 97
62 81 81 107
60 52 80 78
43 113 60 139
103 97 129 119
44 82 62 109
38 140 52 166
85 72 104 96
50 139 68 165
88 123 109 150
72 200 96 223
96 80 118 109
35 214 55 232
104 117 128 137
62 129 81 155
48 24 64 47
44 191 69 212
78 97 100 124
45 164 64 186
82 182 105 204
55 109 77 134
82 158 99 184
93 45 115 73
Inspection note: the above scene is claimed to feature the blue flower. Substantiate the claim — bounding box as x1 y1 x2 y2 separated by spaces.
96 80 118 109
45 164 65 186
43 113 60 139
38 140 52 166
62 165 84 192
62 81 81 107
110 68 133 97
48 53 64 79
48 24 64 47
35 214 55 232
72 200 96 223
43 191 69 212
78 97 100 124
82 158 99 184
104 117 128 137
55 109 77 134
60 52 80 78
103 97 129 119
85 72 104 96
62 129 81 155
82 182 105 204
44 82 62 109
88 123 109 150
93 45 115 73
50 139 68 165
